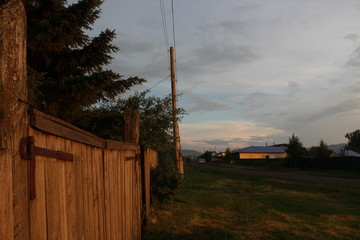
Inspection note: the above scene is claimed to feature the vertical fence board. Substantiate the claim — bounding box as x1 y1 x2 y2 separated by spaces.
103 150 111 240
120 150 126 240
64 139 77 240
29 128 47 240
45 135 65 240
94 147 100 240
74 141 84 240
117 150 123 239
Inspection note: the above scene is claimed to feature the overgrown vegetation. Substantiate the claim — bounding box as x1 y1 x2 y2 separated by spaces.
76 91 186 152
144 164 360 240
150 152 184 209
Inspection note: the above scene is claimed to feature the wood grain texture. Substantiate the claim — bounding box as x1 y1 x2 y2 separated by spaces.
30 109 106 149
26 127 145 240
0 1 29 239
124 110 140 144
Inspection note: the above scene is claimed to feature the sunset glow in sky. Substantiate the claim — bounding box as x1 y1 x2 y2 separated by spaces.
89 0 360 151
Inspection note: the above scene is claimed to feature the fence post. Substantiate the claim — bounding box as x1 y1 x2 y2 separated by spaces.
0 1 29 239
124 110 140 144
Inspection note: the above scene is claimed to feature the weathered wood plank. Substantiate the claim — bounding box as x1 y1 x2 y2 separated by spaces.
64 138 77 240
74 141 85 239
30 109 106 149
29 129 47 240
45 135 66 240
124 110 140 144
91 147 99 239
59 144 69 240
103 151 110 240
94 147 105 239
124 152 132 240
117 152 126 239
112 150 120 240
106 139 137 151
118 150 124 239
82 144 93 239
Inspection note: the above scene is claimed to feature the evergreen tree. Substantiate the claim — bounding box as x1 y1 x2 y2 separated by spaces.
24 0 145 122
286 133 307 168
309 139 331 160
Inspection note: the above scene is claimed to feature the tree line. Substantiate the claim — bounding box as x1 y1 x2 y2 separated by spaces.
286 130 360 169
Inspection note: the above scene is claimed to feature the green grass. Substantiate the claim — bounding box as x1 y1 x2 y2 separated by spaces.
143 164 360 240
212 161 360 179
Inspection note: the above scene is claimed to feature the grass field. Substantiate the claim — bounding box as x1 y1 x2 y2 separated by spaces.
143 163 360 240
211 162 360 179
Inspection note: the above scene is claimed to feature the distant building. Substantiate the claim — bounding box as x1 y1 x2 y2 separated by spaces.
216 152 226 157
232 146 287 159
330 149 360 157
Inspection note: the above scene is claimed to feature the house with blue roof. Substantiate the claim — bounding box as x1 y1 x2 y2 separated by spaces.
232 146 287 159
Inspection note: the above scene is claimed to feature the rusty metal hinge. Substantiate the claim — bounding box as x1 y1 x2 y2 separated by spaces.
20 136 74 200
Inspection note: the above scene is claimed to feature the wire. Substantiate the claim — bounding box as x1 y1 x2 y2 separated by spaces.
147 74 171 91
160 0 170 49
171 0 176 49
171 0 178 83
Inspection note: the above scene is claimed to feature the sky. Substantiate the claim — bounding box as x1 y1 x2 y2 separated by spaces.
87 0 360 152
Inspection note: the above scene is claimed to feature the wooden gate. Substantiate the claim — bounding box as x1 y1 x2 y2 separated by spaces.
23 109 142 240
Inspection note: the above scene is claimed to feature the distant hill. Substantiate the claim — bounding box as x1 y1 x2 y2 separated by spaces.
182 149 201 157
306 143 346 152
328 143 346 152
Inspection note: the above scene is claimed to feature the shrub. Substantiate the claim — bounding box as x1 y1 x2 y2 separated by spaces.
150 152 184 209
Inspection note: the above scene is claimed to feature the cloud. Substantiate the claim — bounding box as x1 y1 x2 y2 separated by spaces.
302 97 360 123
345 33 359 42
183 89 232 112
192 134 288 147
180 120 289 151
198 19 248 36
219 20 247 31
195 41 260 65
237 92 273 111
287 81 302 96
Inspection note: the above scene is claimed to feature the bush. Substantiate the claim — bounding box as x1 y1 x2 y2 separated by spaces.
150 152 184 209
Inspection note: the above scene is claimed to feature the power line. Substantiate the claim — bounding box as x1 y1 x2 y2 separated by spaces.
171 0 176 49
171 0 178 83
159 0 170 49
147 74 171 91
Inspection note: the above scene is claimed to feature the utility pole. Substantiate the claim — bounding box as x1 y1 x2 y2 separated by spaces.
170 46 184 174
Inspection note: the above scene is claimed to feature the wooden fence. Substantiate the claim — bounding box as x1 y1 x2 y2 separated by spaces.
27 109 156 240
0 1 158 239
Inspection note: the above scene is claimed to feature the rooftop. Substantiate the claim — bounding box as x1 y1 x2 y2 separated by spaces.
233 146 287 153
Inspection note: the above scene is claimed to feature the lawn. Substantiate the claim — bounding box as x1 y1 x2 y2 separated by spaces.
143 163 360 240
